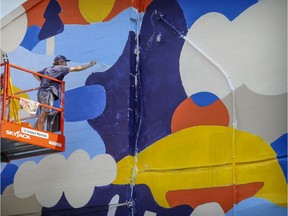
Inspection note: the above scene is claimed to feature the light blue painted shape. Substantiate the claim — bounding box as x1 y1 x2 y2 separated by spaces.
226 198 287 216
62 121 106 158
32 8 133 66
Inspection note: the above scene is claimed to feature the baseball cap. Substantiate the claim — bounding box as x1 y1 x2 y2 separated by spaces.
54 55 71 62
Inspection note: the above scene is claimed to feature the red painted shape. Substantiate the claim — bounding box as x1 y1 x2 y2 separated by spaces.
171 98 229 133
103 0 131 22
23 0 153 27
58 0 89 25
103 0 153 22
23 0 49 27
23 0 88 27
166 182 264 213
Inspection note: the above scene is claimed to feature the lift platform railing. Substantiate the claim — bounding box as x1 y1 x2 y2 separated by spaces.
0 61 65 134
0 61 66 162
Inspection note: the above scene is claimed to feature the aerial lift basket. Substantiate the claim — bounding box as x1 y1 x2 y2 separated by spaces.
0 57 65 163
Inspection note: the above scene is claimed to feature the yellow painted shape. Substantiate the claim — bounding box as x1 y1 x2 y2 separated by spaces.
115 155 134 185
79 0 115 23
113 126 287 207
7 86 29 118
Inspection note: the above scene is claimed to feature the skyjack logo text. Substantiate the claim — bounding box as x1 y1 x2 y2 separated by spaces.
6 130 31 140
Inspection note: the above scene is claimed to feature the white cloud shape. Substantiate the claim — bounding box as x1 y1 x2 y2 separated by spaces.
108 194 120 216
191 202 224 216
180 0 287 98
144 211 157 216
14 150 117 208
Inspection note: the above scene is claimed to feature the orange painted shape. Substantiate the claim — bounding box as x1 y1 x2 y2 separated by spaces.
133 0 153 12
58 0 89 25
103 0 153 22
1 121 65 152
171 98 229 133
23 0 88 27
23 0 49 27
103 0 131 22
166 182 264 213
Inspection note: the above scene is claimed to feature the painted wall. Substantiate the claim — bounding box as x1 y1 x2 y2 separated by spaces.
1 0 287 215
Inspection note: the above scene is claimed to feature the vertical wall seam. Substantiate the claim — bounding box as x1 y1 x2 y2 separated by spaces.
129 2 143 215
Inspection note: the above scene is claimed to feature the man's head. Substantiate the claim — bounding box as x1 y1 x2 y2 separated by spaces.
53 55 71 66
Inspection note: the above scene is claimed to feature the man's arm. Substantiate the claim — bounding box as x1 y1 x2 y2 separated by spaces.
69 61 96 72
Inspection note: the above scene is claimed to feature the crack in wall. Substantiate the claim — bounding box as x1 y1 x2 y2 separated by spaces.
129 5 143 215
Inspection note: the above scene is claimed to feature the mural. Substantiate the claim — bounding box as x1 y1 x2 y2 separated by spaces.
1 0 287 215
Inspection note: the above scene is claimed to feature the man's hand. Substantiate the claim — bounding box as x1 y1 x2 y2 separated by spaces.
90 61 96 66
